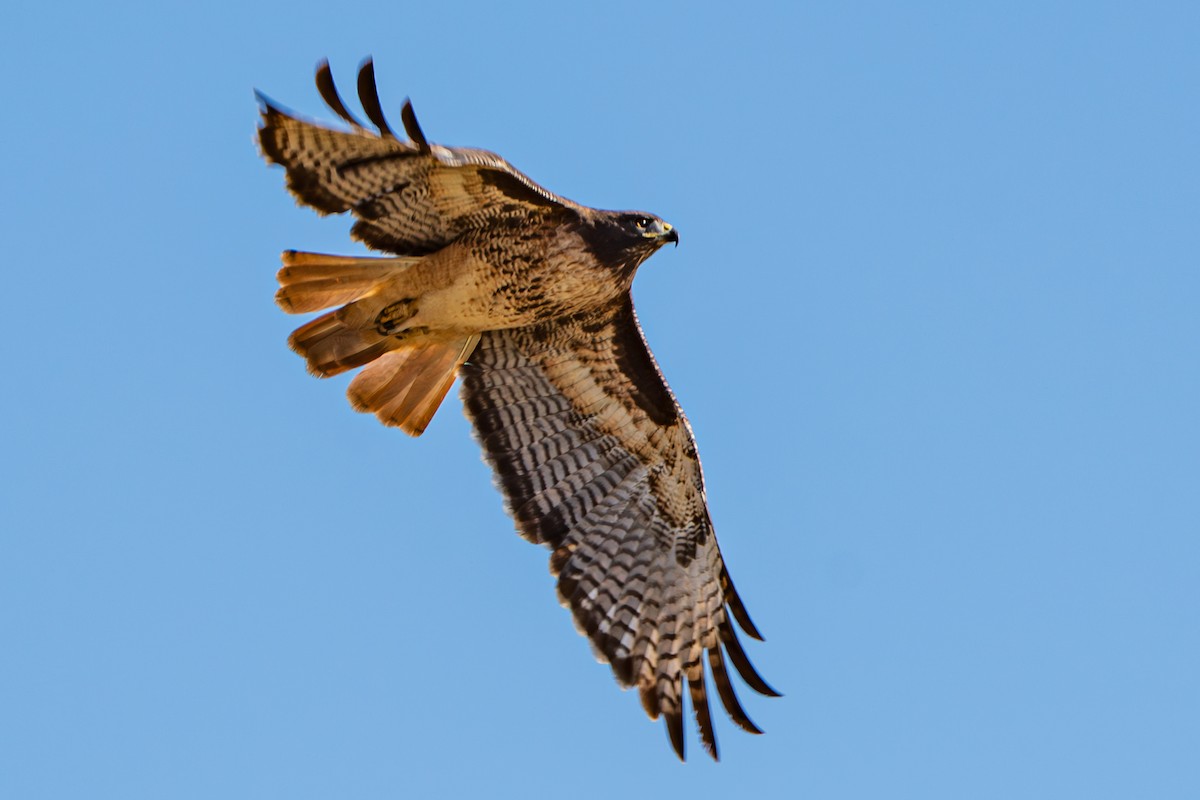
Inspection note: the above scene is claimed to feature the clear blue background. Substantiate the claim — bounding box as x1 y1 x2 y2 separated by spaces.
3 2 1197 797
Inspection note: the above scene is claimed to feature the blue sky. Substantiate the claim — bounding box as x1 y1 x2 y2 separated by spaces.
3 1 1198 797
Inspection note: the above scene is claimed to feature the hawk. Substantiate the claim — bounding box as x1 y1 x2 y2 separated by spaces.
256 58 777 760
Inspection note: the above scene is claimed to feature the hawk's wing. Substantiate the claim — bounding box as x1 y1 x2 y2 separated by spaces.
257 59 582 255
460 299 778 760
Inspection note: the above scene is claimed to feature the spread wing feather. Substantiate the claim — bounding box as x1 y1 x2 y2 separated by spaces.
257 58 581 255
460 300 777 760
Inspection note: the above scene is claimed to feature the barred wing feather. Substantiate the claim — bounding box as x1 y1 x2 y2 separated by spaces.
460 301 778 760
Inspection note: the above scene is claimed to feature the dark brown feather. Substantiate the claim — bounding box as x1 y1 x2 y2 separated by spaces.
721 565 765 640
665 699 685 761
478 169 564 210
314 60 366 129
707 645 763 734
356 58 396 138
688 666 718 759
401 100 431 153
721 621 781 698
610 300 679 427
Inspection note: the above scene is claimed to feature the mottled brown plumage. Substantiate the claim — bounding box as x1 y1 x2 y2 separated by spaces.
256 58 776 760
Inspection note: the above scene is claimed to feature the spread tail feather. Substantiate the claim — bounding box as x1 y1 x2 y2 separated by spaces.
348 334 481 436
287 307 392 377
275 250 417 313
278 248 477 434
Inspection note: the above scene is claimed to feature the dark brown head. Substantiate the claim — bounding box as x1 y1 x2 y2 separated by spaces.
581 210 679 276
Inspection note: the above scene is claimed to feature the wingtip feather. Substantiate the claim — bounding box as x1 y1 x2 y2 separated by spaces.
357 57 397 137
665 709 685 762
314 58 367 129
688 667 719 761
722 566 766 641
707 645 764 735
401 99 431 153
721 622 781 698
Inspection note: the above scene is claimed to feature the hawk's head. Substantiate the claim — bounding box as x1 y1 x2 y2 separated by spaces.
584 210 679 275
621 212 679 248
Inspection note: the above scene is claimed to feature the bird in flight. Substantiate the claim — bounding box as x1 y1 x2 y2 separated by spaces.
256 58 777 760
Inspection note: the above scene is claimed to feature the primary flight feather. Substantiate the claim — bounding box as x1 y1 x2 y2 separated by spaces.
256 58 777 760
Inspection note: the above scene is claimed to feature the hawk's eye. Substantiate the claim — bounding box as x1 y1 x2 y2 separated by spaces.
634 216 652 229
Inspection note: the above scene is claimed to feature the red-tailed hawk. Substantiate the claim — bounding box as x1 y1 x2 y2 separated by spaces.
257 58 777 760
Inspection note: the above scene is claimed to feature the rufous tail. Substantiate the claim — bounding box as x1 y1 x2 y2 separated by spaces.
347 334 480 436
277 250 479 436
275 249 417 313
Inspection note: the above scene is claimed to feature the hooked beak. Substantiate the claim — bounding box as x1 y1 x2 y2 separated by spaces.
662 223 679 247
